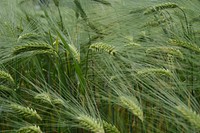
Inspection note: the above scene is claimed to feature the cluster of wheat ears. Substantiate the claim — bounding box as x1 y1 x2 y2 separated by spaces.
0 0 200 133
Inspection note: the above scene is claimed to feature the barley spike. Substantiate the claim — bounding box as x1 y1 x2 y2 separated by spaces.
77 114 105 133
144 3 178 15
17 125 42 133
0 70 14 83
120 96 143 121
10 103 42 121
102 120 120 133
89 42 116 56
13 42 54 55
176 105 200 129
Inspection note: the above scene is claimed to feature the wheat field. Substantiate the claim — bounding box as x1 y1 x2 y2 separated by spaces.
0 0 200 133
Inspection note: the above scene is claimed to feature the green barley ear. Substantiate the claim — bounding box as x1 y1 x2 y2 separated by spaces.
120 96 143 122
34 93 52 105
89 42 116 56
77 114 105 133
68 44 80 63
144 2 178 15
143 19 167 27
146 47 183 59
0 70 14 83
176 105 200 129
137 68 172 77
0 85 13 93
10 104 42 121
17 125 42 133
102 120 120 133
52 98 65 106
169 39 200 53
18 33 39 41
13 42 54 55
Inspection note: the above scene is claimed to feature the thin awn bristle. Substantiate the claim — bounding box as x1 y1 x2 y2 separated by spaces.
77 114 105 133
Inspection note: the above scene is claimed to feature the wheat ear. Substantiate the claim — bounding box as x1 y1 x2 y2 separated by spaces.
146 47 183 59
52 98 65 106
0 85 13 92
169 39 200 53
68 44 80 63
144 2 178 15
89 42 116 56
176 105 200 129
17 125 42 133
0 70 14 83
34 93 52 105
10 104 42 121
137 68 172 77
18 33 39 41
120 96 143 121
77 114 105 133
13 42 54 55
102 120 120 133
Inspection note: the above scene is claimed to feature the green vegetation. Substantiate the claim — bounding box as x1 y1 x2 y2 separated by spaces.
0 0 200 132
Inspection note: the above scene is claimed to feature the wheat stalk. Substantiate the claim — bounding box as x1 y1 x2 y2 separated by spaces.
169 39 200 53
13 42 54 55
102 120 120 133
0 70 14 83
144 2 178 15
89 42 116 56
176 105 200 129
77 114 105 133
10 104 42 121
120 96 143 121
17 125 42 133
